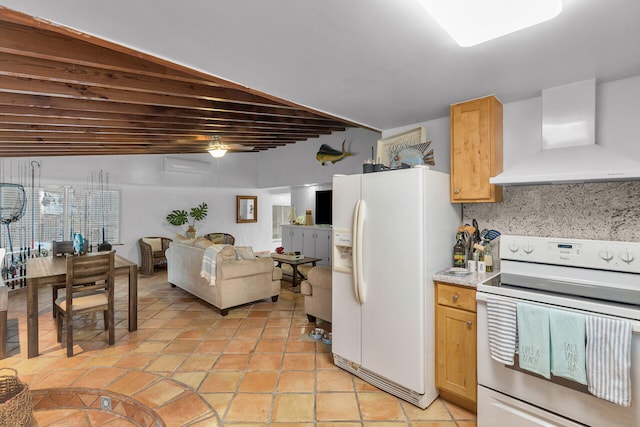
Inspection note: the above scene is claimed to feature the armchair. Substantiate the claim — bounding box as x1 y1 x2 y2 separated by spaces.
139 237 172 275
300 266 332 323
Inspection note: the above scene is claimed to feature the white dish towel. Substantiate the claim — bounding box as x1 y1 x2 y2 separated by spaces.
586 315 632 407
486 296 518 365
200 244 227 286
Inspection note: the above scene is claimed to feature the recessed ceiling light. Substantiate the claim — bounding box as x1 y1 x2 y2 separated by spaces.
420 0 563 47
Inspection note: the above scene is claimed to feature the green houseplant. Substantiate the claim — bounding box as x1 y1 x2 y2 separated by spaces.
166 202 208 238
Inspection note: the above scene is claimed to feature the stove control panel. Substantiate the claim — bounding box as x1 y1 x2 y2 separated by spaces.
500 235 640 273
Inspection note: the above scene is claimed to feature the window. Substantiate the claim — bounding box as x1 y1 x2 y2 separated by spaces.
272 205 290 240
0 185 120 255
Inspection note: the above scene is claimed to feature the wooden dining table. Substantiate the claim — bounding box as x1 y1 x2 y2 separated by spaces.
26 253 138 358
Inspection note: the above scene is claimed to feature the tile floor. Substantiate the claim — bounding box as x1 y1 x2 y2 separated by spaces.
1 271 477 426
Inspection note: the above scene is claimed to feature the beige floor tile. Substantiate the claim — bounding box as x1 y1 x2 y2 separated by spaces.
248 353 283 371
262 327 289 338
131 341 168 354
178 354 218 371
200 392 234 417
155 392 213 426
163 339 200 354
277 371 315 392
358 391 406 421
172 371 207 389
193 339 228 353
282 353 315 370
107 371 159 395
442 400 477 420
134 379 188 408
214 353 250 370
271 393 315 422
285 339 316 353
199 371 243 393
146 354 186 372
225 393 273 422
316 369 355 392
403 399 454 421
316 392 361 421
238 371 279 392
113 354 154 369
225 338 258 353
234 327 264 339
255 338 287 353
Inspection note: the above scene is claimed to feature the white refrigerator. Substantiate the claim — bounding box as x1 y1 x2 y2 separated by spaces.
331 166 460 408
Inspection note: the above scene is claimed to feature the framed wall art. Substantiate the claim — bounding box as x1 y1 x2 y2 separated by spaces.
376 126 434 168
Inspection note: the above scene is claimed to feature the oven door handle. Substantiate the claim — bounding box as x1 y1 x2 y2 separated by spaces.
476 292 640 333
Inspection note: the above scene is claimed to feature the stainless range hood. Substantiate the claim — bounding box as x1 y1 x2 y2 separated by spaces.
490 79 640 185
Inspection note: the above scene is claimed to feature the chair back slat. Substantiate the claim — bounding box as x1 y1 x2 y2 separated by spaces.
65 252 115 298
56 250 116 356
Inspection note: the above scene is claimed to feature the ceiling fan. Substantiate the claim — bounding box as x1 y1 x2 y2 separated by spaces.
206 135 255 158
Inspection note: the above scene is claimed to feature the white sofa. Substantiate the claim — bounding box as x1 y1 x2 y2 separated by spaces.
166 238 282 315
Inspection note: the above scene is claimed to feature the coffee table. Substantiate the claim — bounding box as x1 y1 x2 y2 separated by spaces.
270 255 321 287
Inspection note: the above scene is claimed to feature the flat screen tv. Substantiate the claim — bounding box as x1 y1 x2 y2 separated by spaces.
315 190 332 225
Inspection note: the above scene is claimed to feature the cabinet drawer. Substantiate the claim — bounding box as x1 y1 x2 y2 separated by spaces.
437 283 476 312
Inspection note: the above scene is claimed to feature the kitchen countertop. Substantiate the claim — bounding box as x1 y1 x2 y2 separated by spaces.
432 268 500 288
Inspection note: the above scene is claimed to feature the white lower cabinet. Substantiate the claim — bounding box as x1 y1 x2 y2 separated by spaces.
281 225 331 265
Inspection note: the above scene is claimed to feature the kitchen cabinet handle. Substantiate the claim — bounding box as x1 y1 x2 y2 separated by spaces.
466 320 473 327
454 188 460 194
452 294 459 302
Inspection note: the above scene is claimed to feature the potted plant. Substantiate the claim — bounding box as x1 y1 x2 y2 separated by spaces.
166 202 208 238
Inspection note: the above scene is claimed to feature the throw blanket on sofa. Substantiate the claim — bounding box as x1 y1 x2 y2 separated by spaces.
200 244 227 286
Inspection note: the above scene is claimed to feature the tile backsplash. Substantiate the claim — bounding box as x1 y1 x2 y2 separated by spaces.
462 181 640 242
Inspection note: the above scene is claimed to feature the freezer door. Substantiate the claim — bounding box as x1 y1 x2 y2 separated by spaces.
360 168 426 393
332 174 363 364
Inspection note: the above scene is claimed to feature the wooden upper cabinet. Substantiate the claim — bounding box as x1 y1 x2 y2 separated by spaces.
450 95 503 203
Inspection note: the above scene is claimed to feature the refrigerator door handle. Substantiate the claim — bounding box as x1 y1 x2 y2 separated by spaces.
352 199 361 303
355 199 366 304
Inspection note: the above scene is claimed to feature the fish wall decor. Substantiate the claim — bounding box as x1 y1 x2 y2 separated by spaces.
387 140 435 168
316 140 354 165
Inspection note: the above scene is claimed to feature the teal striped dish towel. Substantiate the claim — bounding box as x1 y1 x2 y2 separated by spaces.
586 315 632 407
549 309 587 385
517 303 551 379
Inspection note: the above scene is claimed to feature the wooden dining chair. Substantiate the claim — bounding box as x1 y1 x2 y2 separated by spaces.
54 251 115 357
50 240 74 318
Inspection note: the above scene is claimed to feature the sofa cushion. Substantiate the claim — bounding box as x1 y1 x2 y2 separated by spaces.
142 237 162 252
174 234 196 246
218 245 238 262
235 246 255 260
194 237 214 249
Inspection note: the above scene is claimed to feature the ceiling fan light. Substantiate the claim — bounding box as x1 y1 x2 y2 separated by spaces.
420 0 563 47
208 147 227 158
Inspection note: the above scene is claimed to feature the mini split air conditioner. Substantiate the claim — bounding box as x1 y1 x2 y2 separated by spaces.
163 157 210 175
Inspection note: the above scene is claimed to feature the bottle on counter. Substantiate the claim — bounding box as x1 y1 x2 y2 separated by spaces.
453 234 466 268
483 238 493 273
